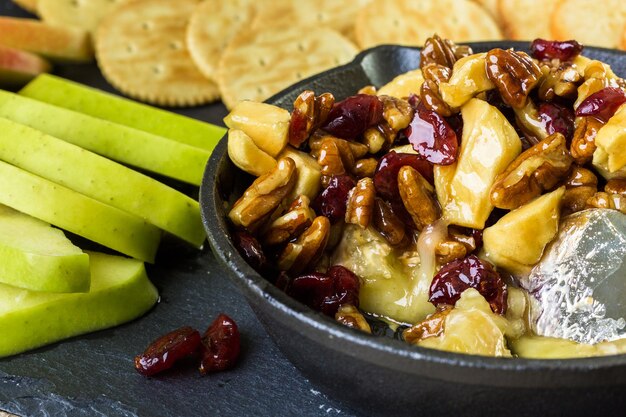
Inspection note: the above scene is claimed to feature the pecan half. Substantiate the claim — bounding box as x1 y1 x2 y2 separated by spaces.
420 34 472 69
561 166 598 216
277 216 330 274
570 116 603 165
398 165 440 230
537 62 581 101
229 157 297 231
586 192 626 214
310 133 368 177
403 305 453 344
261 196 316 246
420 63 453 116
490 133 573 210
353 158 378 179
372 198 408 246
345 177 376 228
380 95 414 131
289 90 335 148
605 179 626 196
335 304 372 333
485 48 542 109
435 240 467 265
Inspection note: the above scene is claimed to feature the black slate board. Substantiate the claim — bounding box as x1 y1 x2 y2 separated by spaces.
0 3 353 416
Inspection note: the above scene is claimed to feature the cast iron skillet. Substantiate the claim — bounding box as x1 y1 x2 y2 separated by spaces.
201 42 626 417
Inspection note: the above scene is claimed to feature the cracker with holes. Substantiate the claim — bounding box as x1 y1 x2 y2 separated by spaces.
11 0 38 14
251 0 370 42
216 26 358 109
498 0 559 40
38 0 130 34
550 0 626 49
95 0 219 107
186 0 256 82
355 0 502 49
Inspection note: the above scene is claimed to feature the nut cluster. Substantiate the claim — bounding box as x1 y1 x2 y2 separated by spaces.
225 35 626 347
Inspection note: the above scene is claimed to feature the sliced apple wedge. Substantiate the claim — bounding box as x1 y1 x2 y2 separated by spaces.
0 251 158 358
0 17 92 62
0 117 205 247
0 91 210 185
0 45 51 88
435 98 522 229
0 205 89 293
0 160 161 262
482 187 565 275
19 74 226 151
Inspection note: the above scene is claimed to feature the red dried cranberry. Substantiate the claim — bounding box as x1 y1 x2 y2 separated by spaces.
405 101 458 165
373 151 433 201
289 109 309 148
530 39 583 61
287 265 361 316
429 255 507 314
446 113 464 141
199 314 241 374
312 175 356 223
321 94 383 140
320 265 361 315
538 102 575 140
232 231 269 274
575 87 626 122
134 327 201 376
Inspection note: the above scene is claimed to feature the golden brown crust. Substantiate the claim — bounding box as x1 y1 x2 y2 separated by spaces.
95 0 219 107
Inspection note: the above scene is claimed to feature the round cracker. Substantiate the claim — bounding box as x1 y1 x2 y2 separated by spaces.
95 0 219 107
252 0 370 42
551 0 626 49
217 26 358 109
498 0 559 40
472 0 503 25
186 0 256 82
11 0 38 14
355 0 503 49
38 0 129 34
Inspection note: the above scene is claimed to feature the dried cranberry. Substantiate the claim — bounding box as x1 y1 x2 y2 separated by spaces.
321 94 383 140
429 255 507 314
575 87 626 122
320 265 361 315
405 101 458 165
530 39 583 61
134 327 201 376
287 265 361 316
199 314 241 374
312 175 356 223
232 231 269 274
538 102 575 140
373 151 433 201
289 109 309 148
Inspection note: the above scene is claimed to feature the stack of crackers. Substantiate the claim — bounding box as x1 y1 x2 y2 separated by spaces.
9 0 626 109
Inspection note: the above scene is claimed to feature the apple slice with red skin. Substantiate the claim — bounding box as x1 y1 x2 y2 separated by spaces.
0 45 51 87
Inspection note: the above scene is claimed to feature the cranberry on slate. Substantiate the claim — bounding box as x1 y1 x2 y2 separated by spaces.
287 265 361 316
232 231 269 274
134 327 201 376
530 39 583 61
429 255 507 314
405 101 459 165
373 151 433 201
321 94 383 140
575 87 626 122
538 102 575 140
199 314 241 374
312 175 356 223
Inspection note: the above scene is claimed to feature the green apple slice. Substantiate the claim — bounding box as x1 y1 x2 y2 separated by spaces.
0 117 205 247
19 74 226 152
0 159 161 262
0 251 158 358
0 91 211 185
0 204 89 293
